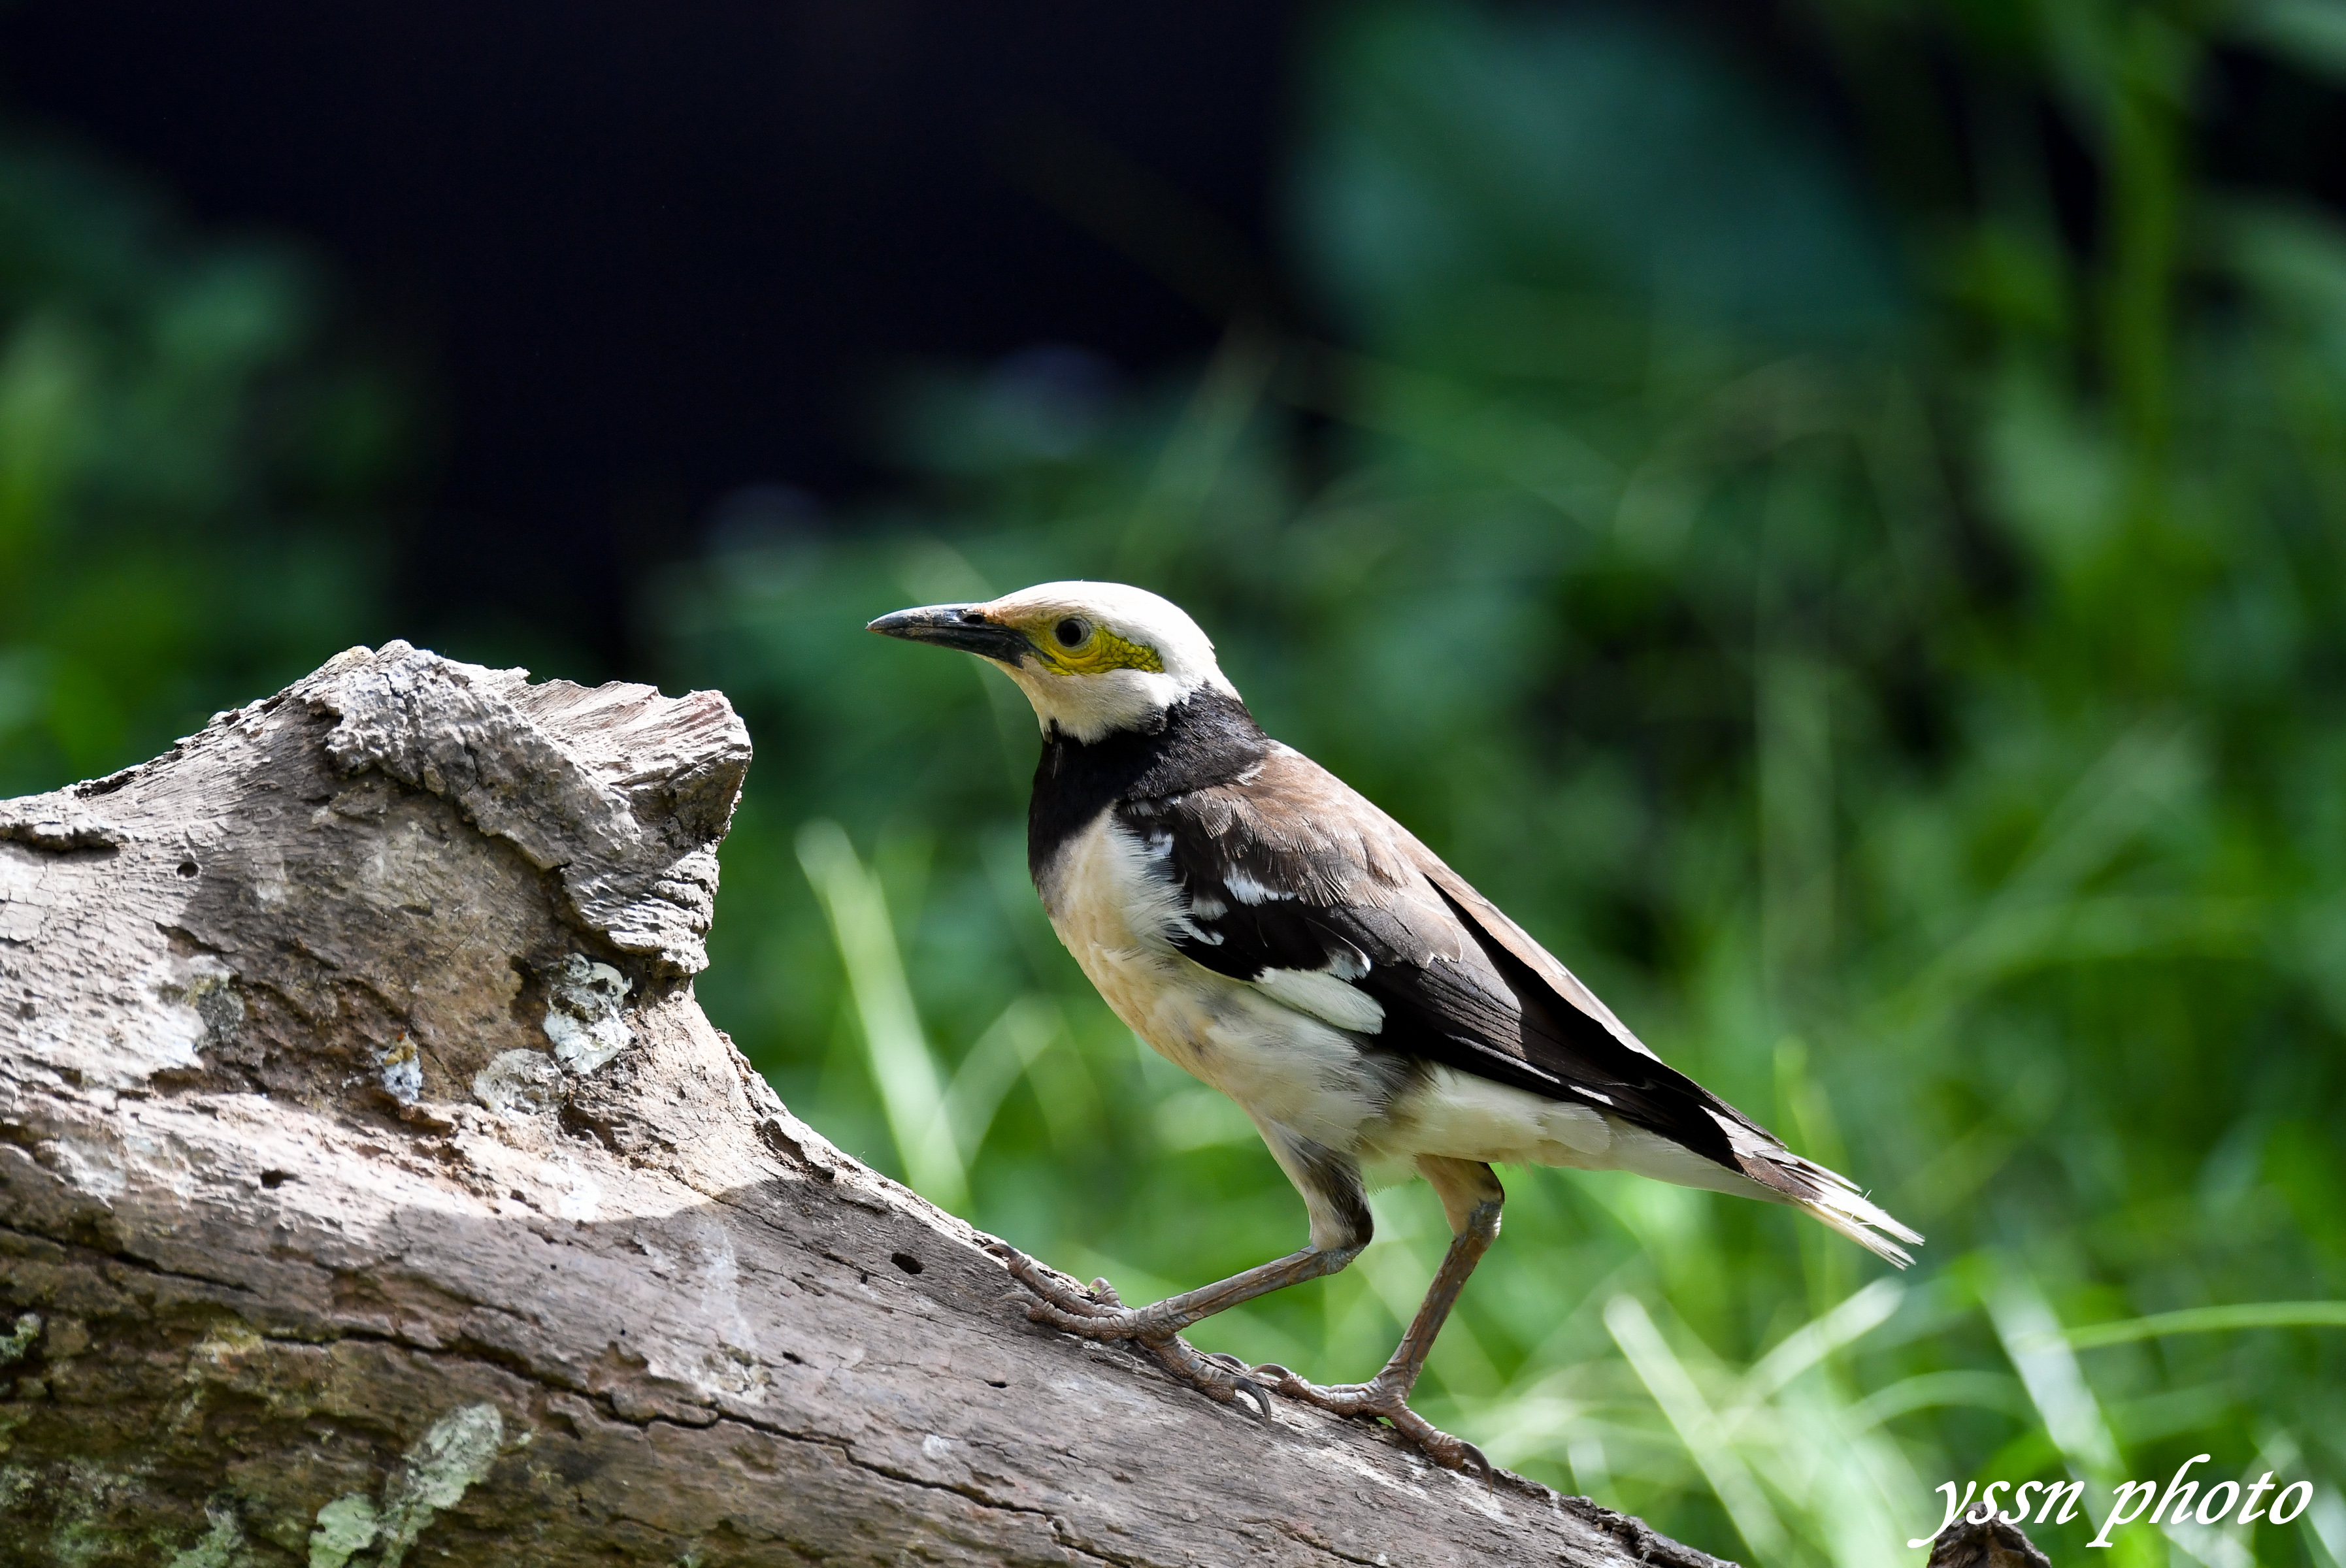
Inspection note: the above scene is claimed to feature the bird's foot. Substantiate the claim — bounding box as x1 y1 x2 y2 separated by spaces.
986 1242 1274 1418
987 1241 1146 1332
1250 1364 1491 1478
1133 1337 1277 1419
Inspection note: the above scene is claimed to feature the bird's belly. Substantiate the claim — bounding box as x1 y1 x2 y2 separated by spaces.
1362 1066 1621 1170
1040 811 1389 1145
1359 1067 1777 1200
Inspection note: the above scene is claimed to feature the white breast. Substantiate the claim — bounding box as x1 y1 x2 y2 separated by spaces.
1036 811 1390 1147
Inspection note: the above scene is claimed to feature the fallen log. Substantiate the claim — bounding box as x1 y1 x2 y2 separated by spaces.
1928 1511 2053 1567
0 641 1746 1566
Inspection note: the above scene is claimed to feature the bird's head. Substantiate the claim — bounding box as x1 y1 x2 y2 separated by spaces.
869 580 1237 742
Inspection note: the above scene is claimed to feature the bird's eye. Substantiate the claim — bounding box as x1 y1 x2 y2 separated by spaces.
1053 617 1090 648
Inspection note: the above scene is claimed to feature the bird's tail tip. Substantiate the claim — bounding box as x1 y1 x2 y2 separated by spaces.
1739 1147 1923 1267
1800 1192 1923 1268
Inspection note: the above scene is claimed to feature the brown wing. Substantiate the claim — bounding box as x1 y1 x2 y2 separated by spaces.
1129 744 1921 1262
1131 746 1753 1172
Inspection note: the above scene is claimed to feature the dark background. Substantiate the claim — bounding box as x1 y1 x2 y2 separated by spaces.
10 3 2342 678
0 1 1300 668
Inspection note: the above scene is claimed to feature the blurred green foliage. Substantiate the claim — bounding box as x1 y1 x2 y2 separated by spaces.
0 133 397 795
657 5 2346 1564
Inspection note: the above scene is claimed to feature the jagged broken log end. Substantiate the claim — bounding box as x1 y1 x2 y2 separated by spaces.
1928 1512 2055 1568
2 642 1739 1567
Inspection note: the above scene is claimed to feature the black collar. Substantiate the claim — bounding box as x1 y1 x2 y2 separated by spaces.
1028 689 1268 877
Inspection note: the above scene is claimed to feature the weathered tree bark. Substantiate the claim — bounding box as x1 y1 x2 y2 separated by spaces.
0 642 1738 1567
1927 1513 2052 1568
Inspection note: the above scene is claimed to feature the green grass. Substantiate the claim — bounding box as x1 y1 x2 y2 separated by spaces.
657 8 2346 1562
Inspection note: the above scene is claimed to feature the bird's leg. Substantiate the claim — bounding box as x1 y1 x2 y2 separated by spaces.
989 1128 1373 1419
993 1240 1361 1336
1253 1156 1504 1477
987 1239 1361 1416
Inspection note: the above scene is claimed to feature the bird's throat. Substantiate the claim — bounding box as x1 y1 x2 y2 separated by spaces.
1027 689 1269 885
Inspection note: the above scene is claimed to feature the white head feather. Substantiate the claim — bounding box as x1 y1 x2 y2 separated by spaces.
978 580 1238 742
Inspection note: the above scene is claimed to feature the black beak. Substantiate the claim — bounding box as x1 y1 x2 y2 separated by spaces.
867 603 1033 666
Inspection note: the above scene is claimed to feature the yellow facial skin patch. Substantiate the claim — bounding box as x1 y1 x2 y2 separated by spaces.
1019 619 1165 676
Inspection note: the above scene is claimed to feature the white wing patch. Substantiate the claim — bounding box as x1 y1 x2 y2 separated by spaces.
1127 825 1227 945
1253 966 1385 1034
1224 868 1293 906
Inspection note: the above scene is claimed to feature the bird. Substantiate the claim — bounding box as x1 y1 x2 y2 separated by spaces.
868 580 1919 1475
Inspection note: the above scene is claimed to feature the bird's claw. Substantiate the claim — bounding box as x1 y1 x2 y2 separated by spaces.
1249 1365 1491 1478
989 1242 1157 1336
987 1241 1272 1419
1137 1337 1276 1420
983 1243 1087 1308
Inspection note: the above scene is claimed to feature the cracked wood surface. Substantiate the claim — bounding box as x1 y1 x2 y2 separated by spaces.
0 642 1732 1568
